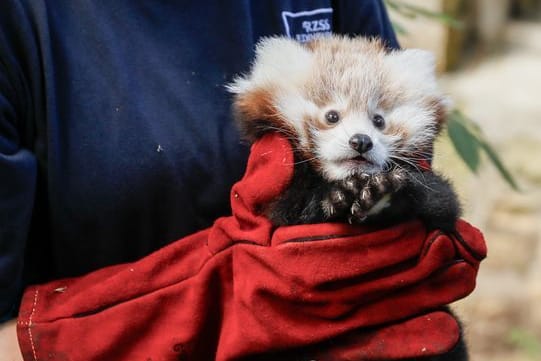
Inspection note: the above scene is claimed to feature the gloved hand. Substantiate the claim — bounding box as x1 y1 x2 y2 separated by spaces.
17 133 486 361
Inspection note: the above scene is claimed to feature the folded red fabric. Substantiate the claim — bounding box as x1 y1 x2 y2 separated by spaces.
17 133 486 361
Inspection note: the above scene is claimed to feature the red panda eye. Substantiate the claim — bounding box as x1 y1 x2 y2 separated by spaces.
372 114 385 129
325 110 340 124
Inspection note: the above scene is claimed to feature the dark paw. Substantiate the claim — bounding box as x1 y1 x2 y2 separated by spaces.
321 185 353 219
346 169 407 223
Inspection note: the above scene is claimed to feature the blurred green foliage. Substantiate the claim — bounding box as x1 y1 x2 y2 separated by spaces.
448 110 519 190
384 0 519 190
385 0 463 33
508 328 541 359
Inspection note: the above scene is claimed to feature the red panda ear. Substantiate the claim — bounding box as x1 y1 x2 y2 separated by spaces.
232 86 298 143
232 87 278 142
394 49 437 79
226 37 313 96
385 48 452 134
227 37 313 142
385 49 439 93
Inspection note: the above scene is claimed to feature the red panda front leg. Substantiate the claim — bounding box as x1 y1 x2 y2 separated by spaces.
322 168 408 224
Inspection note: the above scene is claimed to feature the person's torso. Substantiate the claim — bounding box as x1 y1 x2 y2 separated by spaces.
22 0 345 281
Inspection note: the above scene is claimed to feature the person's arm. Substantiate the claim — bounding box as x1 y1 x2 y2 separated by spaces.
0 320 22 361
0 0 39 325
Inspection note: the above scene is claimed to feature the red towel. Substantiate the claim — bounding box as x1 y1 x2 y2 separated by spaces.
17 133 486 361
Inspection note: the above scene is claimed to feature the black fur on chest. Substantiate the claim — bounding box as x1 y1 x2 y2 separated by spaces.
266 151 461 235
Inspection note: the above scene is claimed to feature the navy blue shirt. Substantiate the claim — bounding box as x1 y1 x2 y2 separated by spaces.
0 0 398 318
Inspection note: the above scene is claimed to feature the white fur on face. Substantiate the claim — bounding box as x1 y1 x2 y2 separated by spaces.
229 36 450 181
274 90 319 147
387 105 437 149
314 111 390 180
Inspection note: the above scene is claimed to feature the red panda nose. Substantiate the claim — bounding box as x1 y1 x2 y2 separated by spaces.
349 134 373 154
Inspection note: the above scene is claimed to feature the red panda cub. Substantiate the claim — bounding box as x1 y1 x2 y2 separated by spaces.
228 36 467 361
228 36 460 233
229 36 467 361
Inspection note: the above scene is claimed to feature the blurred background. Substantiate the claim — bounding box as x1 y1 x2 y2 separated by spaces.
386 0 541 360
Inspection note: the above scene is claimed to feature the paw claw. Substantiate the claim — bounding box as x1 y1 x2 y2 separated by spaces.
350 201 360 215
373 174 384 184
390 169 407 190
344 179 357 192
328 188 349 209
328 205 336 216
322 168 409 222
361 188 371 202
371 173 390 194
350 201 367 221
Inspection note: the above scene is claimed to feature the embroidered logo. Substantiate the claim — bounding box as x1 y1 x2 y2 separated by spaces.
281 8 333 43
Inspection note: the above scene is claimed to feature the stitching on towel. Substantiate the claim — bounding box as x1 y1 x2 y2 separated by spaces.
28 289 39 361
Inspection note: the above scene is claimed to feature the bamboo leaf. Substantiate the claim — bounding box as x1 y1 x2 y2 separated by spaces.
396 2 463 28
447 114 481 173
448 110 520 191
479 140 521 191
384 0 463 28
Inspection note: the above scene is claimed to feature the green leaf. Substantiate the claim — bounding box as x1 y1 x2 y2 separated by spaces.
508 328 541 358
447 114 481 173
447 110 520 191
397 2 463 28
479 140 521 191
384 0 463 29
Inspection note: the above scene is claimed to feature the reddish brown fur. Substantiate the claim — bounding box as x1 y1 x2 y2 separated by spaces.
385 123 410 147
233 87 296 142
425 96 449 134
309 114 338 131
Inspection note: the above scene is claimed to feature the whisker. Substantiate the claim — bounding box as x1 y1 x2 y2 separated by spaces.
291 156 320 165
389 157 437 192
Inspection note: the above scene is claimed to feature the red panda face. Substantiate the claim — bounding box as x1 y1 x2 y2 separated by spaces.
228 36 450 181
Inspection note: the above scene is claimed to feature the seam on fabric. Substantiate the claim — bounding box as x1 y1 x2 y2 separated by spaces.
28 289 39 361
280 233 358 244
